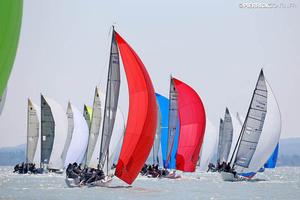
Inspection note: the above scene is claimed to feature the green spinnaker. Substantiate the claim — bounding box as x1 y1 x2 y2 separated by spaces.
0 0 23 97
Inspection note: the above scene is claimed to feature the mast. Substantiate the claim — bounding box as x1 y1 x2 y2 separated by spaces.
98 26 120 171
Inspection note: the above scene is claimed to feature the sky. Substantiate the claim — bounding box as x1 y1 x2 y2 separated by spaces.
0 0 299 147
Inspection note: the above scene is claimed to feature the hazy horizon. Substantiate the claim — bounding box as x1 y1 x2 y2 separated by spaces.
0 0 299 147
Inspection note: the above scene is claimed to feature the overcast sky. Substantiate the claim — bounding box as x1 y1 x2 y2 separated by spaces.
0 0 299 147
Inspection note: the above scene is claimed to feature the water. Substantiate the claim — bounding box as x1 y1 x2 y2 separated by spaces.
0 167 299 200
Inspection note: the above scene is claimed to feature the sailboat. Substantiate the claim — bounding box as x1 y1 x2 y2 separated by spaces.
198 119 217 172
41 95 68 173
0 0 23 115
221 70 281 181
64 103 89 167
171 77 206 172
75 28 156 186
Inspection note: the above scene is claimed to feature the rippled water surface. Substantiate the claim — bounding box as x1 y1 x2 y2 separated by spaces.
0 167 299 200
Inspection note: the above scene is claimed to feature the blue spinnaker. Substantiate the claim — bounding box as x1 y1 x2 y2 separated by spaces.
264 143 279 168
156 93 179 169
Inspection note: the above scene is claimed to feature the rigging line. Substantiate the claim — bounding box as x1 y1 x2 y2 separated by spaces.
97 26 114 88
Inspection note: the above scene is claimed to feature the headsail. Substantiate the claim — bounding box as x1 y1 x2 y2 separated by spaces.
0 0 23 99
84 87 102 167
233 70 268 169
64 103 89 166
26 99 40 163
166 78 179 168
114 31 157 184
99 30 121 170
61 103 74 163
174 78 206 172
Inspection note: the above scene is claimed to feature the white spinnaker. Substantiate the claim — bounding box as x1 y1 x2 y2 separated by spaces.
227 111 242 163
0 88 7 115
27 99 40 163
89 90 125 172
45 97 68 170
64 104 89 167
198 119 218 171
236 80 281 173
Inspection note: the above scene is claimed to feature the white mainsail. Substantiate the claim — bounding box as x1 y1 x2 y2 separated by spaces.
198 119 217 171
42 96 68 170
27 99 40 163
64 103 89 166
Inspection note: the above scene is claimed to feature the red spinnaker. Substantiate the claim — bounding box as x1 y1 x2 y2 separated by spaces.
114 31 157 184
173 78 206 172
